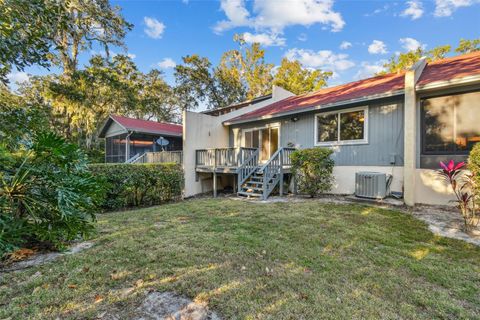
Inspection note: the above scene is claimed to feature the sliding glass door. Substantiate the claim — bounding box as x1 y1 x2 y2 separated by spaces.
244 127 279 162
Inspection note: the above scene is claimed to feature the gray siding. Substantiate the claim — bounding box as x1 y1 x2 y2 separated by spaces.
229 99 404 166
105 121 127 137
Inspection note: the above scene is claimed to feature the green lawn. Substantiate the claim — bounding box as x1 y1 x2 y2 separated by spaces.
1 198 479 319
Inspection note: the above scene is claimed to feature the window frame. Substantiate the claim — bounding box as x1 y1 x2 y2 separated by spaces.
314 106 369 146
420 91 480 156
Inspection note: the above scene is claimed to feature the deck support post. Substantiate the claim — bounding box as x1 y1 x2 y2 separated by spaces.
233 174 237 194
213 172 217 198
293 175 298 195
279 152 284 196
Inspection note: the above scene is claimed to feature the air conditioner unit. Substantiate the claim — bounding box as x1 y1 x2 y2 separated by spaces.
355 172 389 199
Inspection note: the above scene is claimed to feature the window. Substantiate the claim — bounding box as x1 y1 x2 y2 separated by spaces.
422 91 480 155
315 108 368 145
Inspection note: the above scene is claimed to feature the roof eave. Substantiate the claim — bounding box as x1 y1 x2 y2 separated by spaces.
127 129 183 137
416 75 480 92
223 90 405 126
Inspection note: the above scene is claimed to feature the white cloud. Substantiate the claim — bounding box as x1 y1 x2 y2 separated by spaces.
364 4 391 17
284 48 355 77
297 33 308 42
401 1 424 19
399 37 426 51
368 40 388 54
339 41 352 50
354 60 387 80
144 17 165 39
127 53 136 59
434 0 479 17
7 71 29 84
157 58 176 69
214 0 345 33
242 32 286 46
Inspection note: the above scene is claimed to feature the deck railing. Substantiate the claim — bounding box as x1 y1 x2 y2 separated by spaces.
133 151 183 164
195 147 258 167
258 147 296 199
237 148 260 192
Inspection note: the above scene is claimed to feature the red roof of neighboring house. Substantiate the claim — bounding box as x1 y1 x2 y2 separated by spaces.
227 71 405 123
227 51 480 124
417 51 480 87
110 115 182 136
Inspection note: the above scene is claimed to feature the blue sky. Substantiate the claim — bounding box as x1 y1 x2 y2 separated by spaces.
9 0 480 89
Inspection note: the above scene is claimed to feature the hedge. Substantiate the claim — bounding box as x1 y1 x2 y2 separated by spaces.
89 163 183 211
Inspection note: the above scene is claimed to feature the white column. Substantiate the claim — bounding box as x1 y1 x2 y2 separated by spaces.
403 59 426 206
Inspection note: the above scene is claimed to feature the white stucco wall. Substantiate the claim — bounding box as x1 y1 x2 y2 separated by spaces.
332 166 458 206
414 169 456 206
183 86 295 197
331 166 404 195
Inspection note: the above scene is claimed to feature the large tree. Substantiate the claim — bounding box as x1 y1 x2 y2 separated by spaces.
380 38 480 74
273 58 332 95
174 37 275 110
51 0 132 77
0 0 66 84
456 38 480 54
380 45 451 74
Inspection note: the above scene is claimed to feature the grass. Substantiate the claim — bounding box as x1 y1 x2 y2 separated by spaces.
1 198 479 319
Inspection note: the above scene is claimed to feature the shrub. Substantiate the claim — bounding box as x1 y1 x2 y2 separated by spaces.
0 132 102 256
89 163 183 210
468 143 480 186
438 160 479 231
290 147 334 197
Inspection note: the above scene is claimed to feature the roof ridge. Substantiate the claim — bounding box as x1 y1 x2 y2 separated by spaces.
111 114 182 127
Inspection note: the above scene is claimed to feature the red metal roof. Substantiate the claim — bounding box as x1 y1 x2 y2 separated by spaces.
111 115 182 136
417 51 480 87
227 51 480 124
228 71 405 123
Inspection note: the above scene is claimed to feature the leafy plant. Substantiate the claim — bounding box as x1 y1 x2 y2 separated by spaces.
438 160 479 231
290 147 334 197
89 163 183 210
0 132 102 256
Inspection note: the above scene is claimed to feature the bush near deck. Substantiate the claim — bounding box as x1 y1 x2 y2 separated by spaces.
90 163 183 210
291 147 334 197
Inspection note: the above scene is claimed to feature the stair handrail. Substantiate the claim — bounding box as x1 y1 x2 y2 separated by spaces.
237 148 260 193
260 148 285 199
127 153 143 163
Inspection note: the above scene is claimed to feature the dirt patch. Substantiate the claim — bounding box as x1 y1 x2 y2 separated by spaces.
1 241 94 272
104 291 221 320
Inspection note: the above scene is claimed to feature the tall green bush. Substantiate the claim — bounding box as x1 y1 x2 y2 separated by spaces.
468 143 480 186
0 132 102 256
89 163 183 210
290 147 334 197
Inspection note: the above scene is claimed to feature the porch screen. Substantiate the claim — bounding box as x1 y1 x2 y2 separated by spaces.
422 91 480 155
105 134 127 163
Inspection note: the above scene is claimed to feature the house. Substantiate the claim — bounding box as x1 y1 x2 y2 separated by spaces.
98 115 183 163
182 51 480 206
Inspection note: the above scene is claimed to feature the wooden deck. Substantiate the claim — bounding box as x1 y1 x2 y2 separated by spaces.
195 147 296 198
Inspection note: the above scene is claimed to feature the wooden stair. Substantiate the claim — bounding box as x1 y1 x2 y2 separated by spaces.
238 169 278 198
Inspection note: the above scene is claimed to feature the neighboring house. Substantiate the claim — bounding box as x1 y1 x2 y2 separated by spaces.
183 51 480 206
98 115 183 163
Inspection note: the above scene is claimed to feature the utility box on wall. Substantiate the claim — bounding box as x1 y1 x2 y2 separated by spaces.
355 172 387 199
